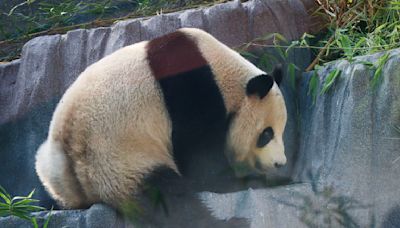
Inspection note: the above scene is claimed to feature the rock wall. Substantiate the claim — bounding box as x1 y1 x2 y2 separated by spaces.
5 0 398 227
294 49 400 226
1 0 399 225
0 0 314 210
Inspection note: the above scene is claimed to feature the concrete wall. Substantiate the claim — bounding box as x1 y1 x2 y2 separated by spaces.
7 0 400 227
0 0 314 209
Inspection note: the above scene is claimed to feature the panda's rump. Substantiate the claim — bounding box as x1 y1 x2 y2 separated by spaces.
41 42 176 207
35 139 89 208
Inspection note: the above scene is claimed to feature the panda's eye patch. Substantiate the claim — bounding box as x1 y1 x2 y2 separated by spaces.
256 127 274 148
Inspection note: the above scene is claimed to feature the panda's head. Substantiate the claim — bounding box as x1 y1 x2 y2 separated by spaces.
226 66 287 176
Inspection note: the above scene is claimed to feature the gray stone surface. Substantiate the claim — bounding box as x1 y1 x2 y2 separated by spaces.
293 49 400 226
0 59 20 124
178 9 206 30
244 0 310 43
199 184 311 228
204 0 249 47
0 203 119 228
104 19 143 56
0 185 312 228
0 0 328 227
141 14 181 40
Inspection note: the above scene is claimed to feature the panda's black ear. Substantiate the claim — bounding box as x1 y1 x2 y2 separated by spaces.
272 64 283 86
246 75 274 99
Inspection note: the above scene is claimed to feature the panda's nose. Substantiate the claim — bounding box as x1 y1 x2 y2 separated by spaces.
274 162 284 168
273 154 287 169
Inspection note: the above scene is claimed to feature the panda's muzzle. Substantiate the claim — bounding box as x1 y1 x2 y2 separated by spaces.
254 157 286 172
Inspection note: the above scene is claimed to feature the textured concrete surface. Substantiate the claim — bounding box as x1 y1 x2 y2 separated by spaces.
3 0 399 227
0 204 119 228
0 184 313 228
293 49 400 227
0 0 314 209
199 184 311 228
9 0 398 227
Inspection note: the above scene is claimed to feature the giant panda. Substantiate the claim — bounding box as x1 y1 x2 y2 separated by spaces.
35 28 287 209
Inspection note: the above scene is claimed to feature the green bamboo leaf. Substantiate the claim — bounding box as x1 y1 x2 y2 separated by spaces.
8 1 29 16
254 33 279 43
239 51 259 59
0 211 11 217
354 37 366 49
272 33 288 44
357 60 374 68
260 52 279 63
0 202 10 207
287 63 299 89
121 200 144 225
371 52 390 88
13 205 44 211
338 34 353 60
0 186 11 200
12 196 30 201
13 198 40 206
308 71 319 104
375 23 387 32
321 69 341 94
0 192 11 205
285 40 299 55
299 33 315 47
10 211 32 221
27 189 35 199
32 217 39 228
43 207 54 228
258 53 277 72
372 67 383 87
11 189 35 204
275 46 287 60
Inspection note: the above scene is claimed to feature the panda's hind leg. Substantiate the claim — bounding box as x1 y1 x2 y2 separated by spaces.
35 139 88 209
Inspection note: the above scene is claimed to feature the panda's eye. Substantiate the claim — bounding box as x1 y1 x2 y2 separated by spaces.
256 127 274 148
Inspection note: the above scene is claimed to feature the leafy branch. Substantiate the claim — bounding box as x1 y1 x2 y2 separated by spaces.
0 186 52 228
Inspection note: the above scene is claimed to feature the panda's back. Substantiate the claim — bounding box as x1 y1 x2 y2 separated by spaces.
50 40 169 148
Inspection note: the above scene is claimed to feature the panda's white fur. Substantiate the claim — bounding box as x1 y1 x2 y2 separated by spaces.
35 28 287 209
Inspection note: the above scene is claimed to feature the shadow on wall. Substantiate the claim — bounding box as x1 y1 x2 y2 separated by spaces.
382 205 400 228
0 97 60 209
134 188 250 227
